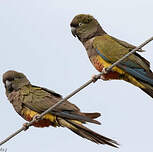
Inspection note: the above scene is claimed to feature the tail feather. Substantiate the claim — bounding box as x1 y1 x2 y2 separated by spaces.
123 69 153 98
140 82 153 98
58 118 119 148
83 112 101 119
52 111 101 125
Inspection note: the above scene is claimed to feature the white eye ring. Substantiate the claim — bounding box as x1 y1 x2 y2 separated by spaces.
79 23 83 26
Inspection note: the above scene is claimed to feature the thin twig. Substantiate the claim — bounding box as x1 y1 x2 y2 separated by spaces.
0 36 153 146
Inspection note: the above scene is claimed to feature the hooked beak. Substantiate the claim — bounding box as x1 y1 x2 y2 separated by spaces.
5 80 13 92
71 27 77 37
5 80 12 88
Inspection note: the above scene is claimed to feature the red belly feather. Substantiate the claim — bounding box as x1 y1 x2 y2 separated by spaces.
91 57 120 80
25 114 52 128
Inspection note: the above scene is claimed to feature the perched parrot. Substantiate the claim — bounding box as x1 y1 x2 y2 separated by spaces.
2 70 118 147
70 14 153 98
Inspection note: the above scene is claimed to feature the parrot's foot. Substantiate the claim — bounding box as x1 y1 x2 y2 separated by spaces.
102 67 108 74
100 67 112 80
92 75 100 83
23 122 29 131
33 114 41 122
100 74 108 80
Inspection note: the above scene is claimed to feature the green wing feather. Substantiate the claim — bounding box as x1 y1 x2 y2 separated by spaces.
21 85 79 113
21 85 101 124
93 34 150 71
111 36 145 52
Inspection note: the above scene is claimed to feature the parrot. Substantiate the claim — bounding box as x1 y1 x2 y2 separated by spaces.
70 14 153 98
2 70 119 147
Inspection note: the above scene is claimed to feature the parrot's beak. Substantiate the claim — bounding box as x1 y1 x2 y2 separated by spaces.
5 80 12 88
71 27 77 37
5 80 13 92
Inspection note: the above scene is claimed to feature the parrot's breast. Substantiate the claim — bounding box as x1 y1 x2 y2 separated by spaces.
90 55 121 80
90 55 104 72
8 90 59 128
21 107 59 128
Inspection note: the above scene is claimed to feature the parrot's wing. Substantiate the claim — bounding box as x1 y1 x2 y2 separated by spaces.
93 36 150 70
118 64 153 85
22 86 100 124
32 85 62 98
111 36 150 68
51 111 101 124
23 85 79 112
133 52 150 68
111 36 145 52
93 36 153 85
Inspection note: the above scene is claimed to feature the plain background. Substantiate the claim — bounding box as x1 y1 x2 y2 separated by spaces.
0 0 153 152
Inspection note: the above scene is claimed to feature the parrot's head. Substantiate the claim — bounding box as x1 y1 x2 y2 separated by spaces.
3 70 30 93
70 14 106 43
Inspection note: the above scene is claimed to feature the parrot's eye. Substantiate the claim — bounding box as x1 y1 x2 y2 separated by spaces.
78 23 83 26
4 76 15 82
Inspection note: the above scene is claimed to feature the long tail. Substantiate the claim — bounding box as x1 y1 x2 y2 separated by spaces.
57 118 119 148
83 112 101 119
140 82 153 98
119 64 153 98
128 78 153 98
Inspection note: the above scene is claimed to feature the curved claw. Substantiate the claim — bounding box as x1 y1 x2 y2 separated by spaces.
102 67 108 74
33 114 41 122
100 75 106 80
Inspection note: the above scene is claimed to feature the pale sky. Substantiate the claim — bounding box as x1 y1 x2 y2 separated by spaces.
0 0 153 152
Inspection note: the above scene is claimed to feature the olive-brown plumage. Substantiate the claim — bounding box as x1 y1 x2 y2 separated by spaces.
3 70 119 147
70 14 153 98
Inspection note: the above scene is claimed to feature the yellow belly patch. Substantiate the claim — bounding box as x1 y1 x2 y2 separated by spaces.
21 107 59 127
96 55 145 88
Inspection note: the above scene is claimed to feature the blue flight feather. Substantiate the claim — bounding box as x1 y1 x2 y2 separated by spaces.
96 48 153 85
